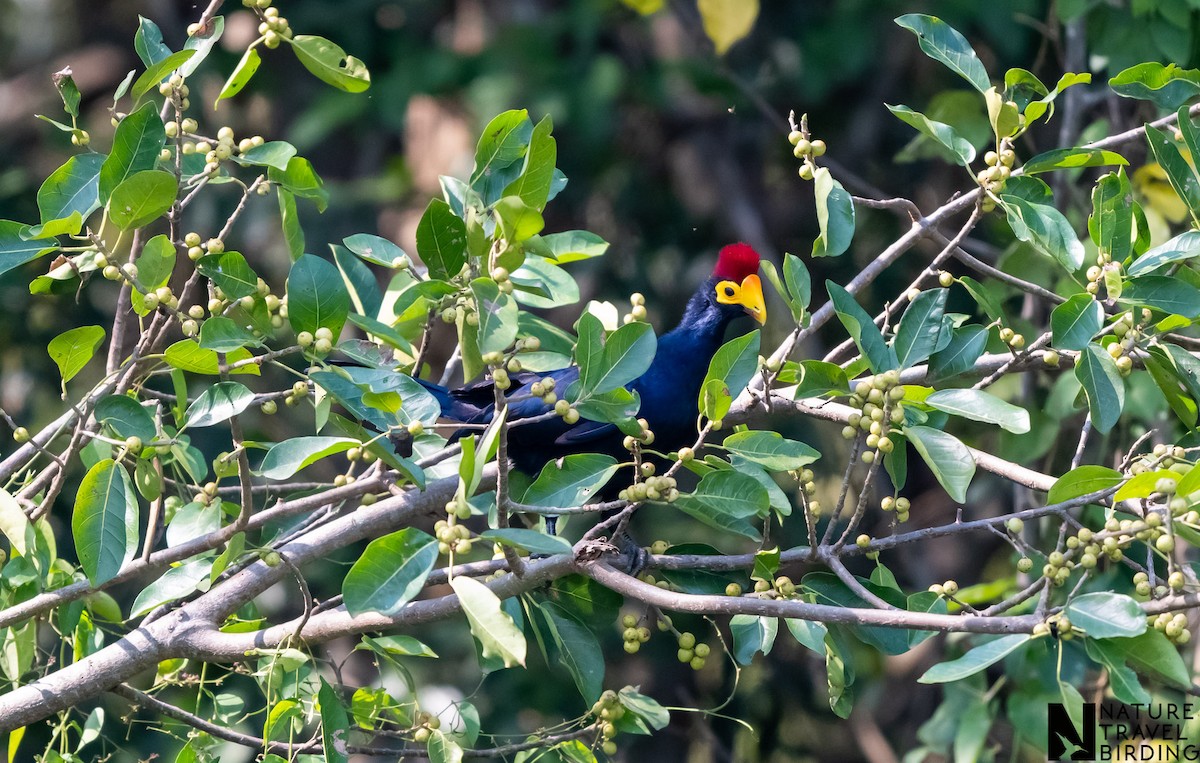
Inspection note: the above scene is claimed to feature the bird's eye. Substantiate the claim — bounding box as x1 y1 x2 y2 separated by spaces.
723 286 736 298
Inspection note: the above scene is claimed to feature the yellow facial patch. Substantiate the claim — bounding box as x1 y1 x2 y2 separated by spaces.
715 273 766 324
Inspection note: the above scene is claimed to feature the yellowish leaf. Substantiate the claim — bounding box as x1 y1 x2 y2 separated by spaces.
1134 163 1190 224
620 0 665 14
697 0 759 56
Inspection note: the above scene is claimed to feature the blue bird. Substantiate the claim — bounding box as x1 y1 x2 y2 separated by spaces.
418 243 766 529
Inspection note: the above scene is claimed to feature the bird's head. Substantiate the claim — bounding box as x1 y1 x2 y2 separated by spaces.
711 243 766 325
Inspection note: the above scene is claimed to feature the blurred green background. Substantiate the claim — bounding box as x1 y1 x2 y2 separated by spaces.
1 1 1198 760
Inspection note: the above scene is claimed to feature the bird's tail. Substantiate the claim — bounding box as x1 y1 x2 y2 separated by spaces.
415 378 485 422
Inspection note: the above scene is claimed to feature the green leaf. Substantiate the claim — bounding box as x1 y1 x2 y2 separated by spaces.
893 287 947 368
1022 147 1128 175
72 459 139 586
1089 170 1133 264
1064 593 1146 639
332 244 382 320
1075 344 1125 433
1113 470 1177 502
958 274 1006 321
415 199 467 280
1047 465 1122 504
317 678 351 763
345 314 413 354
130 557 211 616
99 102 165 203
618 686 670 731
918 634 1030 683
95 395 156 441
164 340 258 376
134 16 171 67
811 167 855 257
925 389 1030 433
287 253 351 340
0 219 59 278
277 189 304 261
135 234 176 290
1110 62 1200 110
343 233 407 267
257 437 359 480
451 575 526 668
523 453 619 508
480 529 572 556
184 381 255 428
199 316 262 353
269 156 328 211
730 615 778 665
540 231 609 263
722 430 820 471
216 47 262 106
37 153 105 226
0 489 34 559
532 600 604 703
165 501 219 548
886 104 976 165
503 115 557 211
673 470 767 540
1051 294 1103 351
288 35 371 93
180 16 225 77
493 196 545 244
48 325 105 385
782 359 850 397
196 250 258 300
928 325 988 380
356 634 438 659
1085 639 1151 705
999 194 1084 271
1146 124 1200 221
578 317 657 397
1129 229 1200 277
895 14 990 93
783 253 812 310
471 278 519 356
1099 630 1191 689
903 425 975 503
1120 275 1200 318
21 212 82 240
131 50 195 101
235 141 297 172
698 330 760 420
470 110 533 204
108 170 177 230
343 528 437 616
783 618 828 656
827 281 897 372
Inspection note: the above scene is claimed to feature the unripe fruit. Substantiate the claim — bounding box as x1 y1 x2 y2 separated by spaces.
293 381 309 397
1017 557 1033 573
810 139 826 156
938 271 954 288
999 327 1014 343
788 130 803 145
314 338 332 354
12 427 29 443
1042 351 1060 367
1006 518 1024 533
726 582 742 596
261 400 277 415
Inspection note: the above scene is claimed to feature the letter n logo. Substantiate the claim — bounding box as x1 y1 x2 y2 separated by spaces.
1047 702 1096 761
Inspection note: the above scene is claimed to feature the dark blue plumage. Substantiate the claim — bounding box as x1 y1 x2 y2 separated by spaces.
418 244 766 485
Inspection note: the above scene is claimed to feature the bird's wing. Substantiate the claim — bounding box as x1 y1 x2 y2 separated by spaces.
554 418 618 446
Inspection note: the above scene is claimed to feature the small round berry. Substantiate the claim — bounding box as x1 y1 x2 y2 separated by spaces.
938 271 954 288
12 427 29 443
810 139 827 156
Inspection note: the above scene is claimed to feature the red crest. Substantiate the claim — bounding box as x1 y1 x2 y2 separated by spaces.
712 242 760 281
